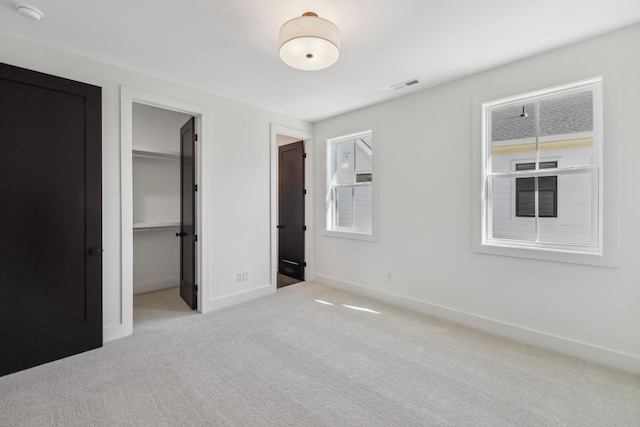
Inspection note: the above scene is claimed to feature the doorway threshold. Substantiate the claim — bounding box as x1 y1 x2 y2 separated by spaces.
277 273 302 289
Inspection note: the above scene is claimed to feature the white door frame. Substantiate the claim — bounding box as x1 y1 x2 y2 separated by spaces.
270 124 314 287
115 86 211 340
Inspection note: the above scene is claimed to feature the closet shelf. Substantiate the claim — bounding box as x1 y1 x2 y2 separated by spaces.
133 221 180 231
132 146 180 160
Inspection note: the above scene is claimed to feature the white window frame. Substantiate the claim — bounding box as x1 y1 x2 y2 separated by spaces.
481 77 603 255
325 130 377 241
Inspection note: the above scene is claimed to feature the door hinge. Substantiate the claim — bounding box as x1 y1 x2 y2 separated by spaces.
194 234 198 242
194 184 198 192
303 189 307 195
303 152 307 159
88 247 102 256
303 262 307 267
194 284 198 292
193 134 198 142
303 225 307 231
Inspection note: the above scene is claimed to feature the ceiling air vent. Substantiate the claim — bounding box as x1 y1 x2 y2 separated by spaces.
390 78 420 90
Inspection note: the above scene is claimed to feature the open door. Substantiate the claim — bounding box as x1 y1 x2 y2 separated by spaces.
0 63 102 376
178 117 197 309
278 141 305 282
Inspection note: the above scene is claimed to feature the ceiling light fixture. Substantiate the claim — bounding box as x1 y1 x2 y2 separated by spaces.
279 12 340 71
16 4 44 21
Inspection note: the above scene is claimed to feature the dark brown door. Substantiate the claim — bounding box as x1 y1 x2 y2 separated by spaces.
278 141 305 281
178 117 197 309
0 63 102 376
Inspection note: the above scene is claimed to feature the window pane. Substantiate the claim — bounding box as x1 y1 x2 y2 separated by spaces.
335 187 353 228
538 189 556 217
539 175 556 190
491 176 536 241
515 161 556 172
515 181 557 217
539 90 595 168
515 162 535 172
334 140 354 185
515 162 557 218
538 172 593 245
490 103 537 173
516 189 535 217
539 91 593 137
491 103 537 142
355 138 372 173
353 185 372 231
518 178 535 191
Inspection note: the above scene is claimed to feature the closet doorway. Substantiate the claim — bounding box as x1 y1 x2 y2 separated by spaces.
132 104 195 323
132 103 195 308
119 87 211 341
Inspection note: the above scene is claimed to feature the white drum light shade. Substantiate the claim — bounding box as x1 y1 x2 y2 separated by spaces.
279 12 340 71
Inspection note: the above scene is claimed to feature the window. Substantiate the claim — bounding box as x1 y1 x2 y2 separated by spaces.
326 131 374 238
515 161 557 218
481 77 602 254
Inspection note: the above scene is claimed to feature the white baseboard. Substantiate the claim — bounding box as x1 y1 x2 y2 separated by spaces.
202 284 275 313
315 274 640 375
133 278 178 295
103 322 132 343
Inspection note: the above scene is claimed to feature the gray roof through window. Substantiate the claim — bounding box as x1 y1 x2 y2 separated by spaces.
491 91 593 142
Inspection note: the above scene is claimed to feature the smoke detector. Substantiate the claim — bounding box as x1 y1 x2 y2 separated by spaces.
16 4 44 21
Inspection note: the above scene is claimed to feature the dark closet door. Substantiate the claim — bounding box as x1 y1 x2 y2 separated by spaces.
179 117 197 309
278 141 305 281
0 63 102 376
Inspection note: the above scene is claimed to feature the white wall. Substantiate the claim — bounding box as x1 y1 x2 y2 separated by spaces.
314 24 640 373
132 230 179 294
0 33 311 340
132 156 180 224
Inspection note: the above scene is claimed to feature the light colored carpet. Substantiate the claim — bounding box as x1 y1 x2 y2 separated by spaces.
133 286 197 329
1 282 639 426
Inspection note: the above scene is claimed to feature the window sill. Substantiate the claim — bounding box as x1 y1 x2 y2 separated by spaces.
324 229 377 242
474 240 616 268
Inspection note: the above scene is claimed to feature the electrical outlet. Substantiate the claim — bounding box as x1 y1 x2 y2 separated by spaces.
243 270 249 280
236 272 243 282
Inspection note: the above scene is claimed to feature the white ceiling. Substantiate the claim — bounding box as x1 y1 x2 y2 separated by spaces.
2 0 639 122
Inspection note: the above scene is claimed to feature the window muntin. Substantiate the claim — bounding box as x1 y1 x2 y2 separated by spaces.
482 78 602 254
327 132 373 235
